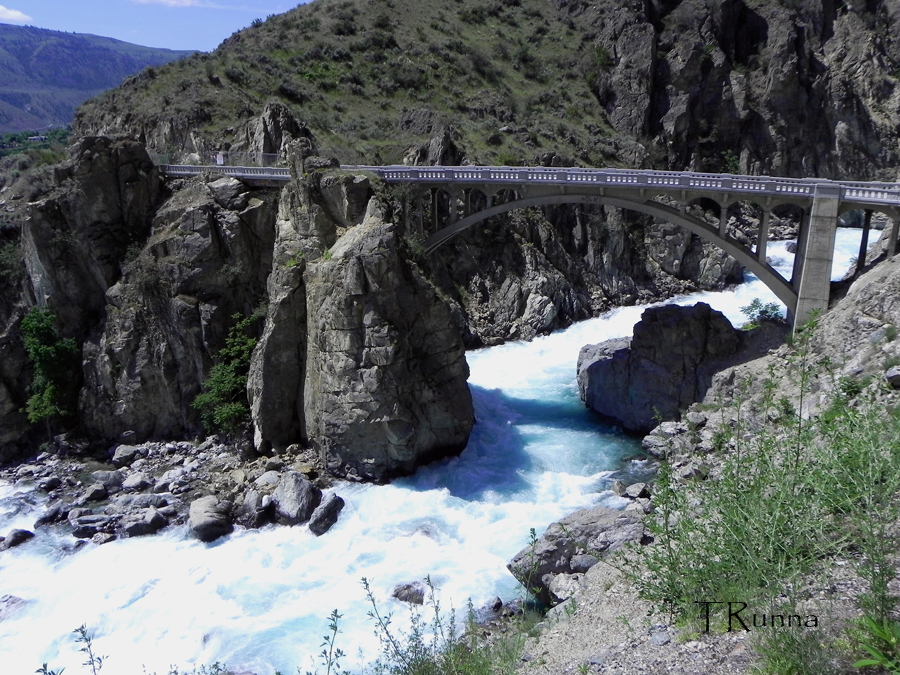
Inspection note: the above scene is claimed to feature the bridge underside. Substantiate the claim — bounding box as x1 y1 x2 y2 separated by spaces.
411 184 900 330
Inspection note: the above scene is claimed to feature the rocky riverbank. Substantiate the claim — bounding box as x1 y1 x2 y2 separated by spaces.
0 434 347 552
512 239 900 674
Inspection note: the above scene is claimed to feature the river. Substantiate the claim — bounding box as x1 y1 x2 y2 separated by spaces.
0 228 869 674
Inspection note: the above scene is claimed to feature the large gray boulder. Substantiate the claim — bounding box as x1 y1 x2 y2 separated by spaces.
272 471 321 525
577 303 741 433
507 506 647 607
189 496 233 542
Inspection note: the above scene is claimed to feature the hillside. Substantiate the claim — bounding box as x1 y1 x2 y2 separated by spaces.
76 0 900 179
0 24 193 133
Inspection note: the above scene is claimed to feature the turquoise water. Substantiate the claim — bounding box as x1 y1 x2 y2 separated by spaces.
0 228 865 674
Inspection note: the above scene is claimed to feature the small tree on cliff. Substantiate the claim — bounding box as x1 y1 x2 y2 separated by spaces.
20 306 80 438
193 312 258 434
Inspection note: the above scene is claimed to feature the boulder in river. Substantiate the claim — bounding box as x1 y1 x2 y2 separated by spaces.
272 471 322 525
0 529 35 551
308 493 345 536
189 496 234 542
577 303 742 433
392 581 426 605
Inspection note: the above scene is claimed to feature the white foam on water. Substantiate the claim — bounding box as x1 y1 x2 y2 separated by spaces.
0 227 867 674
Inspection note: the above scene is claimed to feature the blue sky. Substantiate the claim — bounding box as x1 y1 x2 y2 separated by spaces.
0 1 312 52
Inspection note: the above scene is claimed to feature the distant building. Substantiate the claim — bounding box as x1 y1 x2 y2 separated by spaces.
27 135 47 142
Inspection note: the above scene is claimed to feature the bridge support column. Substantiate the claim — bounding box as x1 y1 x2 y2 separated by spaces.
757 211 770 263
792 190 839 329
856 209 872 275
889 217 899 257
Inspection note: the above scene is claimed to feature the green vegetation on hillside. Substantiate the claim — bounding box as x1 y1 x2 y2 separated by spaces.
77 0 621 167
631 319 900 673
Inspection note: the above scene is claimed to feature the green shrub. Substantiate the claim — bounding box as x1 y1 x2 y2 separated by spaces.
0 240 22 281
740 297 782 328
192 312 259 434
20 306 80 435
361 576 524 675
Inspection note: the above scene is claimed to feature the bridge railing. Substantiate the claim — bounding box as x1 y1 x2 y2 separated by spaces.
159 164 291 180
155 163 900 209
354 165 900 207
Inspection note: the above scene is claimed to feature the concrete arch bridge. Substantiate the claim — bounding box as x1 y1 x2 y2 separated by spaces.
160 163 900 329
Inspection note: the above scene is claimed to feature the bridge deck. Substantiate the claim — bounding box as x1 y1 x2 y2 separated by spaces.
160 164 900 210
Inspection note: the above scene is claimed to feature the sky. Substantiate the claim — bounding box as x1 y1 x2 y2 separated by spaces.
0 0 313 52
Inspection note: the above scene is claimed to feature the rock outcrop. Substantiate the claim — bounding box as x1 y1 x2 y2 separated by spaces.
78 173 278 441
303 214 474 481
507 506 648 607
578 303 743 433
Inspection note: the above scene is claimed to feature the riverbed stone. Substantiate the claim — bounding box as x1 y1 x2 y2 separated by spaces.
235 489 272 529
91 470 123 489
189 496 234 542
38 476 62 492
81 484 108 503
35 502 69 528
392 581 426 605
308 493 345 536
112 444 141 467
122 472 151 491
121 507 168 538
0 529 34 551
272 471 322 525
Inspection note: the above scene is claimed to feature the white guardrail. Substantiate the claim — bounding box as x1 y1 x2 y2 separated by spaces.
159 165 900 208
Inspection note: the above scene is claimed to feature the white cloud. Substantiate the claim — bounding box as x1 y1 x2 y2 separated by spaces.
0 5 32 23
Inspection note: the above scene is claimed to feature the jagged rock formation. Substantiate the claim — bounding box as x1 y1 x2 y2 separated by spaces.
303 216 473 480
0 120 475 480
577 303 743 433
427 203 743 347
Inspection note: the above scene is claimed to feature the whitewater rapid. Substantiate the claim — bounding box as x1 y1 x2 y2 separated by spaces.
0 228 867 674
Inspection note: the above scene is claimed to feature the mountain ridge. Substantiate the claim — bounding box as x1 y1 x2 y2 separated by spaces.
0 23 194 133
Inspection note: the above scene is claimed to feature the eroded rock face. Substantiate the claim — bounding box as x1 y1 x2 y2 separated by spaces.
578 303 742 433
79 177 278 441
303 210 474 481
23 137 161 335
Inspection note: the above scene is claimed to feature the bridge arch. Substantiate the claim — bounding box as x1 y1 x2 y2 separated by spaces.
423 193 798 313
